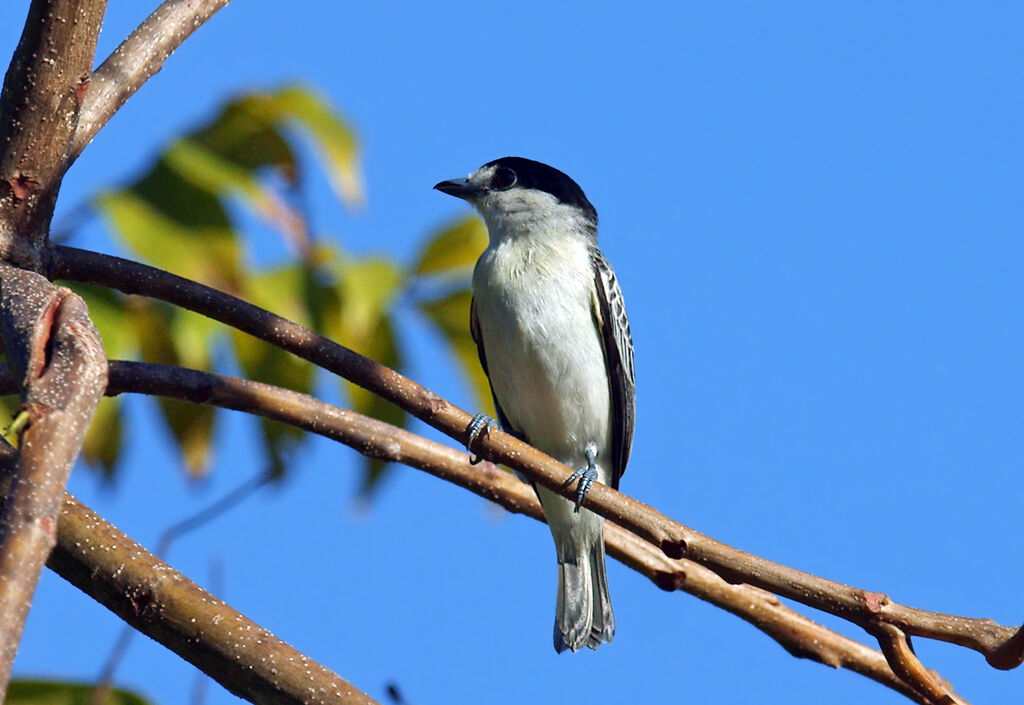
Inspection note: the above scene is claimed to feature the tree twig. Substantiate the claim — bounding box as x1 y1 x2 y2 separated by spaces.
70 0 233 164
0 358 953 703
871 623 963 705
50 246 1024 679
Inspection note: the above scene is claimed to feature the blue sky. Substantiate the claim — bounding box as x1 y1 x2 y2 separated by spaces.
4 2 1024 704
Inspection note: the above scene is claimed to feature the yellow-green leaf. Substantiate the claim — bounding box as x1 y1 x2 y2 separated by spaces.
164 138 304 243
232 266 320 479
6 679 154 705
261 85 364 208
95 162 243 294
344 315 406 500
81 396 123 481
329 256 403 349
418 289 494 416
134 300 217 477
70 283 133 358
0 395 21 447
413 216 487 276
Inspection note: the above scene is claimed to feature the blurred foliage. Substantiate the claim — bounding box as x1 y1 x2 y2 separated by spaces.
5 680 153 705
38 84 491 497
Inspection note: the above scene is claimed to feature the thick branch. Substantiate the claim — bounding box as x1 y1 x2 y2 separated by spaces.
0 0 107 268
0 266 107 694
48 359 945 704
47 491 378 705
70 0 232 163
50 246 1024 677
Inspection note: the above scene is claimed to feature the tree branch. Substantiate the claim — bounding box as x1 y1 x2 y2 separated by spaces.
70 0 232 164
50 491 379 705
0 0 107 269
0 266 107 694
50 246 1024 683
0 3 109 695
0 417 372 705
95 471 270 694
1 358 949 703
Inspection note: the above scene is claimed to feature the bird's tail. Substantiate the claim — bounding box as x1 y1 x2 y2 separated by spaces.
551 506 615 653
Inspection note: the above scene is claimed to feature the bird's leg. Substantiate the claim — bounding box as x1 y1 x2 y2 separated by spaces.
561 442 599 513
466 413 498 465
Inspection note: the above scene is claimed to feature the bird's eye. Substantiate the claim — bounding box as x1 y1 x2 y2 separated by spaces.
491 167 517 191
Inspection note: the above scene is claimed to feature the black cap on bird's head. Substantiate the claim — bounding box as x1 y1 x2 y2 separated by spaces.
434 156 597 226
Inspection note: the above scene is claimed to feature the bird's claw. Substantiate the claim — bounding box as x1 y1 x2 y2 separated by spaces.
466 413 497 465
562 466 598 513
562 443 599 513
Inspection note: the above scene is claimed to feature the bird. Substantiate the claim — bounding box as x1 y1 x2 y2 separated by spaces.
434 157 635 653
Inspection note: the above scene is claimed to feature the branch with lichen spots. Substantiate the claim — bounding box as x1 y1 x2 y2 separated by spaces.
0 358 970 704
50 246 1024 702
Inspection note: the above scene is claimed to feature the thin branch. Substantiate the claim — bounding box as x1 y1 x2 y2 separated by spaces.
70 0 233 163
50 491 379 705
0 267 107 694
50 246 1024 676
872 623 962 705
7 358 945 704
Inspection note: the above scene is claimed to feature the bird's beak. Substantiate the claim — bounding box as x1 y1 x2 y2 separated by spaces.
433 178 483 200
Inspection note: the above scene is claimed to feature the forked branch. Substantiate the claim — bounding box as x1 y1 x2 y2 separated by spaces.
71 0 233 163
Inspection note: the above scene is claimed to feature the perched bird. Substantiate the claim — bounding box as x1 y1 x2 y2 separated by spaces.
434 157 635 653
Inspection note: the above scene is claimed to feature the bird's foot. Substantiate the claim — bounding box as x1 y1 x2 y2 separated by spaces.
562 444 599 513
466 413 497 465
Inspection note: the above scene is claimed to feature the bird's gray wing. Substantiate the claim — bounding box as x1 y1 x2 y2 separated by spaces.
470 295 516 435
590 248 636 489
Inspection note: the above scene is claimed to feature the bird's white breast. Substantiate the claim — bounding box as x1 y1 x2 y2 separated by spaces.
473 230 612 477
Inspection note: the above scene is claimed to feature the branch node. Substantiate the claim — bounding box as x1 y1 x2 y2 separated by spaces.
862 590 890 614
987 623 1024 670
651 569 685 592
7 176 40 201
661 537 687 560
74 76 90 106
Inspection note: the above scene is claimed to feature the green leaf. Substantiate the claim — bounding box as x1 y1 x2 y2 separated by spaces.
6 679 154 705
344 315 405 500
232 265 318 478
134 301 217 477
81 396 123 482
70 283 133 358
95 84 364 294
0 395 21 447
319 255 406 498
418 288 495 416
95 161 244 294
413 216 487 276
257 85 364 208
163 138 304 242
330 256 403 346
